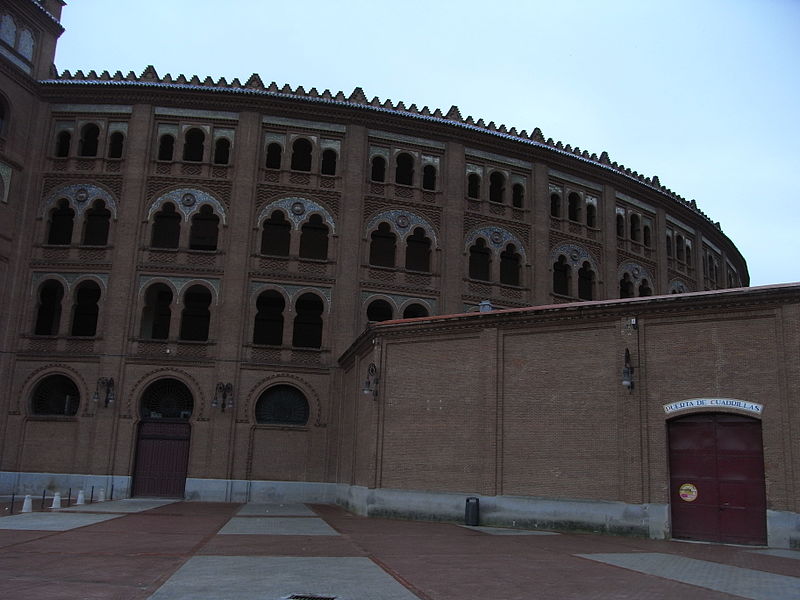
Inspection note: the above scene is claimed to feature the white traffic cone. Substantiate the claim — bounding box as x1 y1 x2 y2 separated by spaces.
97 487 106 502
50 492 62 509
76 490 85 505
21 495 32 513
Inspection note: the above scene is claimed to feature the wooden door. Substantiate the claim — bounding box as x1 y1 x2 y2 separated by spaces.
668 413 766 545
132 421 190 498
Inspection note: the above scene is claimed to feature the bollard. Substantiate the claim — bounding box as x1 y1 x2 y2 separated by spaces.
76 490 85 505
98 487 106 502
22 495 33 513
50 492 62 510
110 484 114 500
90 486 94 503
41 490 46 510
67 488 72 507
465 497 480 526
10 492 15 515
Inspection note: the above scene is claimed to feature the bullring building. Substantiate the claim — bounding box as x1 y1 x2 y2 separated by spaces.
1 0 798 549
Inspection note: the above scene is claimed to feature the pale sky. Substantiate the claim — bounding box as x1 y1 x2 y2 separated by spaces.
52 0 800 286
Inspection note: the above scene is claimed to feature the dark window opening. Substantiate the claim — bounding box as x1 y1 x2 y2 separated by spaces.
47 199 74 245
367 299 393 322
71 281 101 337
422 165 436 190
489 172 505 203
55 131 71 157
568 192 581 222
639 278 652 297
512 184 524 208
291 138 312 171
34 280 64 335
151 202 181 249
467 173 481 199
676 235 685 261
553 255 570 296
140 284 172 340
255 385 309 425
213 138 230 165
405 227 431 272
321 149 337 175
369 222 396 268
265 143 282 169
179 285 212 341
578 262 594 300
395 153 414 185
299 214 329 260
292 293 323 348
403 304 429 319
189 205 219 251
500 244 521 286
550 193 561 218
371 156 386 182
469 238 491 281
31 375 79 416
83 199 111 246
630 214 641 242
140 378 193 420
260 211 291 256
685 245 692 264
616 213 625 238
108 131 124 159
78 123 100 157
0 98 7 135
620 273 635 298
183 128 205 162
586 204 597 228
253 290 285 346
158 134 175 161
666 235 673 257
643 225 652 248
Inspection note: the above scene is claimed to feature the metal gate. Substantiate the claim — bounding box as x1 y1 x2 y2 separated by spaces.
131 421 190 498
668 412 766 545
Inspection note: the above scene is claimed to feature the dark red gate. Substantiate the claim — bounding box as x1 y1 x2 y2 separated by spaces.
668 412 766 545
132 421 191 498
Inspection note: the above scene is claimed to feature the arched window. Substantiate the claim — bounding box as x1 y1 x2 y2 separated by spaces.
71 281 101 337
140 378 193 420
395 153 414 185
468 238 491 281
151 202 181 249
422 165 436 190
189 205 219 251
183 128 205 162
620 273 634 298
500 244 521 286
140 283 172 340
371 156 386 182
291 138 313 171
47 199 75 245
321 149 337 175
0 96 7 136
213 138 230 165
253 290 284 346
34 280 64 335
685 244 693 264
578 262 594 301
643 224 652 247
260 211 291 256
630 214 641 242
550 193 561 218
616 213 625 238
55 131 71 157
255 385 309 425
586 204 597 228
403 304 429 319
299 214 329 260
489 172 505 203
568 192 581 222
405 227 431 272
666 234 673 257
676 235 685 261
553 255 570 296
639 279 652 297
265 143 282 169
108 131 124 159
367 299 393 322
369 222 396 268
512 184 524 208
78 123 100 157
179 285 212 341
158 134 175 161
83 199 111 246
467 173 481 199
293 293 323 348
31 375 79 416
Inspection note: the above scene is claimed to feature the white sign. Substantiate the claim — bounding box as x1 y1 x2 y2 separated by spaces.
663 398 763 416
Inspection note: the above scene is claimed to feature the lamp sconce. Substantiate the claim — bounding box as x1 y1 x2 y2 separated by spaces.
361 362 379 399
212 382 234 412
92 377 115 408
622 349 634 393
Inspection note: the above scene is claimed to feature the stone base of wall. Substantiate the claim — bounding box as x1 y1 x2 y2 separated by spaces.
0 471 130 499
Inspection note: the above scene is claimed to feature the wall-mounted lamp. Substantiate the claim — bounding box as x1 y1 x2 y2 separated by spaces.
92 377 115 408
622 349 634 393
361 362 379 399
212 382 234 412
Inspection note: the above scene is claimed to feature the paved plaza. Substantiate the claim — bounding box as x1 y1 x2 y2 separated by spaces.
0 499 798 599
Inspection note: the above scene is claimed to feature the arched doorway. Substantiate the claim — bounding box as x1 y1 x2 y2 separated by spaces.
132 378 194 497
667 412 766 545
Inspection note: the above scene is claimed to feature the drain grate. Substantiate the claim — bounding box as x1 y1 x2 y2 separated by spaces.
287 595 336 600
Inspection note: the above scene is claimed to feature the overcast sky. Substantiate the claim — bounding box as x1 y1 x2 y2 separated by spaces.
52 0 799 286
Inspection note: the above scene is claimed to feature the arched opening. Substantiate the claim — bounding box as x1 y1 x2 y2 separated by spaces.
500 244 521 286
422 165 437 190
586 203 597 228
55 131 71 157
71 281 101 337
78 123 100 157
467 173 481 199
321 149 337 175
108 131 124 159
403 303 429 319
255 385 309 425
253 290 285 346
31 375 79 416
367 299 393 322
299 214 329 260
676 235 685 261
619 273 635 298
630 214 641 242
213 138 230 165
158 134 175 161
371 156 386 182
553 255 570 296
265 143 282 169
369 222 396 268
639 278 652 297
616 213 625 238
151 202 181 249
140 283 172 340
550 193 561 218
292 293 323 348
83 199 111 246
643 224 652 247
179 285 212 341
489 172 505 203
189 205 220 251
34 280 64 335
47 199 75 245
578 262 595 300
568 192 581 222
666 234 673 257
685 244 693 264
0 95 8 136
291 138 313 171
395 153 414 185
182 128 205 162
468 238 491 281
260 211 291 256
405 227 431 272
511 184 524 208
